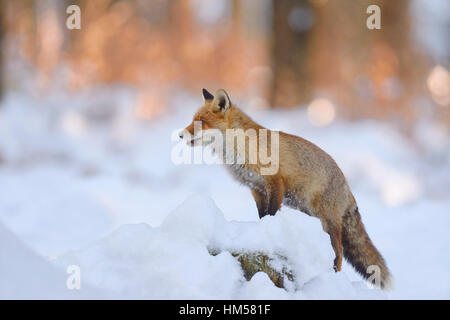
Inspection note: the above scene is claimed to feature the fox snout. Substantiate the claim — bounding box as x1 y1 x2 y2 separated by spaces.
178 129 190 142
179 128 198 146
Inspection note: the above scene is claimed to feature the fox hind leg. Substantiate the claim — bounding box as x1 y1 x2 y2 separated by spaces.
322 219 343 272
330 225 343 272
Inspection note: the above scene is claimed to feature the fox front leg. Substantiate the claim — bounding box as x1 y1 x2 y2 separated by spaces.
251 189 268 219
251 177 285 219
267 177 285 216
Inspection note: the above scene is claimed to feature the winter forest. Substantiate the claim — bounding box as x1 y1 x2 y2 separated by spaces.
0 0 449 300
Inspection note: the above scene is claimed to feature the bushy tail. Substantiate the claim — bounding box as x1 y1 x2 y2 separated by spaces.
342 208 392 289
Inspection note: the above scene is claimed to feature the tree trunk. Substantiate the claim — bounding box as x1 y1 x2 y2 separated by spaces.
309 0 425 124
269 0 314 108
208 248 294 289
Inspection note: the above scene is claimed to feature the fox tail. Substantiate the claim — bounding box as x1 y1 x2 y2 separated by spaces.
342 208 392 289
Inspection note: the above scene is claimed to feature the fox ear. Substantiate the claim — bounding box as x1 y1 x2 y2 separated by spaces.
202 88 214 102
212 89 231 112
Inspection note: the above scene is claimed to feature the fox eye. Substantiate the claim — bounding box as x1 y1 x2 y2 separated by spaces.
200 120 205 125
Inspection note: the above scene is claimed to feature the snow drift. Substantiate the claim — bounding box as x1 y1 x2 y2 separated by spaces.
52 195 384 299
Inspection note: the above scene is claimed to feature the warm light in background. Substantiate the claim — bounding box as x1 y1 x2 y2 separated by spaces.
427 65 450 107
134 90 167 120
0 0 448 124
307 98 336 127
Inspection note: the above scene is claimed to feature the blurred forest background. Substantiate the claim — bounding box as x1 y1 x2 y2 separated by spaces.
0 0 448 130
1 1 450 300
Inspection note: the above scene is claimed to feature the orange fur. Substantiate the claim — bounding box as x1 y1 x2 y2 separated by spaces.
181 89 391 289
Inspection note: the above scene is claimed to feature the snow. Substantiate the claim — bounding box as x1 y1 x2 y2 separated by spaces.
0 221 100 299
0 84 449 299
53 195 383 299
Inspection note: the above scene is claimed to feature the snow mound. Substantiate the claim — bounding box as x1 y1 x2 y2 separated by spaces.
0 222 100 299
56 195 385 299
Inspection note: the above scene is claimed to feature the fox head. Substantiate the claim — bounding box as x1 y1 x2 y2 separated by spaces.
179 88 232 146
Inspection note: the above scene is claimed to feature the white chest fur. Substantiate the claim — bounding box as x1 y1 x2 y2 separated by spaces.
225 163 266 194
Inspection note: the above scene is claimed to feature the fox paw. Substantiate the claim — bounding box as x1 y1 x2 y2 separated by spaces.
333 259 342 272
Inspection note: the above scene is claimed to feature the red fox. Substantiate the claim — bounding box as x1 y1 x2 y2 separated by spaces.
180 88 391 289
